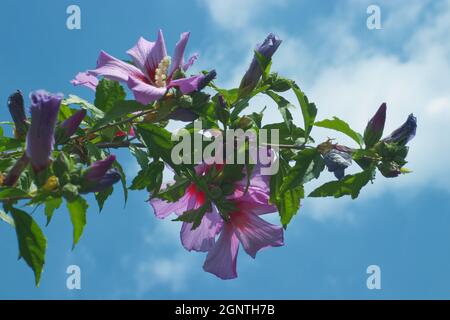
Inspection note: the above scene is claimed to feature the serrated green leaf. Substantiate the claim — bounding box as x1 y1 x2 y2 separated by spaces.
92 100 147 130
291 84 317 139
137 123 176 167
95 187 113 212
130 161 164 192
10 207 47 286
173 202 211 230
315 117 363 147
94 79 126 113
0 137 23 152
113 160 128 205
156 178 190 202
67 197 88 249
130 145 149 170
63 95 104 119
0 187 29 201
44 197 62 226
265 90 295 136
270 158 304 228
280 148 323 193
309 169 374 199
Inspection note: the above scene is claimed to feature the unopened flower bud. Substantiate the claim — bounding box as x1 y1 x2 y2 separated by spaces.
7 90 28 139
364 103 386 148
383 114 417 146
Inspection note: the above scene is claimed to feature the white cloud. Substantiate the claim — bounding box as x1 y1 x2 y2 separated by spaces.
134 253 196 293
198 0 287 30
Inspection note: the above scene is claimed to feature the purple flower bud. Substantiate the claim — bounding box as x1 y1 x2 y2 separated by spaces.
383 114 417 146
218 95 227 109
26 90 63 172
239 33 282 96
323 148 353 180
364 103 386 148
3 154 29 186
84 155 116 181
81 168 121 193
197 69 217 91
7 90 28 139
58 109 86 142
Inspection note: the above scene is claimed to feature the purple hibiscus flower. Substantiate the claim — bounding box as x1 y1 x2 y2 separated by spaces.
151 153 284 280
202 163 283 280
75 30 203 105
150 163 223 253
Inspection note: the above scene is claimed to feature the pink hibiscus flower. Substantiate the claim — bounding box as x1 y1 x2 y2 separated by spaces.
151 154 284 280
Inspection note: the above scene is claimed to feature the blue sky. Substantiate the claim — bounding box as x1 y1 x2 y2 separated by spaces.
1 0 450 299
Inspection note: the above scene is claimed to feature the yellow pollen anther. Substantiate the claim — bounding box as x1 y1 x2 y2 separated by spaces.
154 56 171 87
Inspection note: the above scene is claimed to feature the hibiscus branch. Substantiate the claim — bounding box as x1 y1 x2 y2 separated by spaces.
95 141 145 149
263 142 310 150
86 109 156 136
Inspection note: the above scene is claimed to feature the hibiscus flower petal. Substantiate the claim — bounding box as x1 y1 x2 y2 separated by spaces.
233 212 284 258
71 72 98 91
183 53 198 71
88 51 145 82
127 76 166 105
126 37 154 78
146 30 167 76
150 192 194 219
169 75 203 94
203 224 239 280
169 32 190 77
180 209 223 252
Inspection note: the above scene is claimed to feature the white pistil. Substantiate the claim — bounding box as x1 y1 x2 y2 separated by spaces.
154 56 171 87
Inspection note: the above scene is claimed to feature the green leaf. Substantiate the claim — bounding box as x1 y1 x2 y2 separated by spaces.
309 169 374 199
113 160 128 205
173 203 211 230
263 122 309 145
63 95 104 119
268 73 293 92
95 187 113 212
94 79 126 113
92 100 147 130
156 178 190 202
214 88 239 105
10 207 47 286
265 91 295 136
137 123 176 167
44 197 62 226
270 158 304 228
130 161 164 193
280 148 323 193
291 84 317 139
67 196 88 249
0 137 23 152
0 158 13 171
315 117 363 147
130 145 149 169
0 187 29 200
